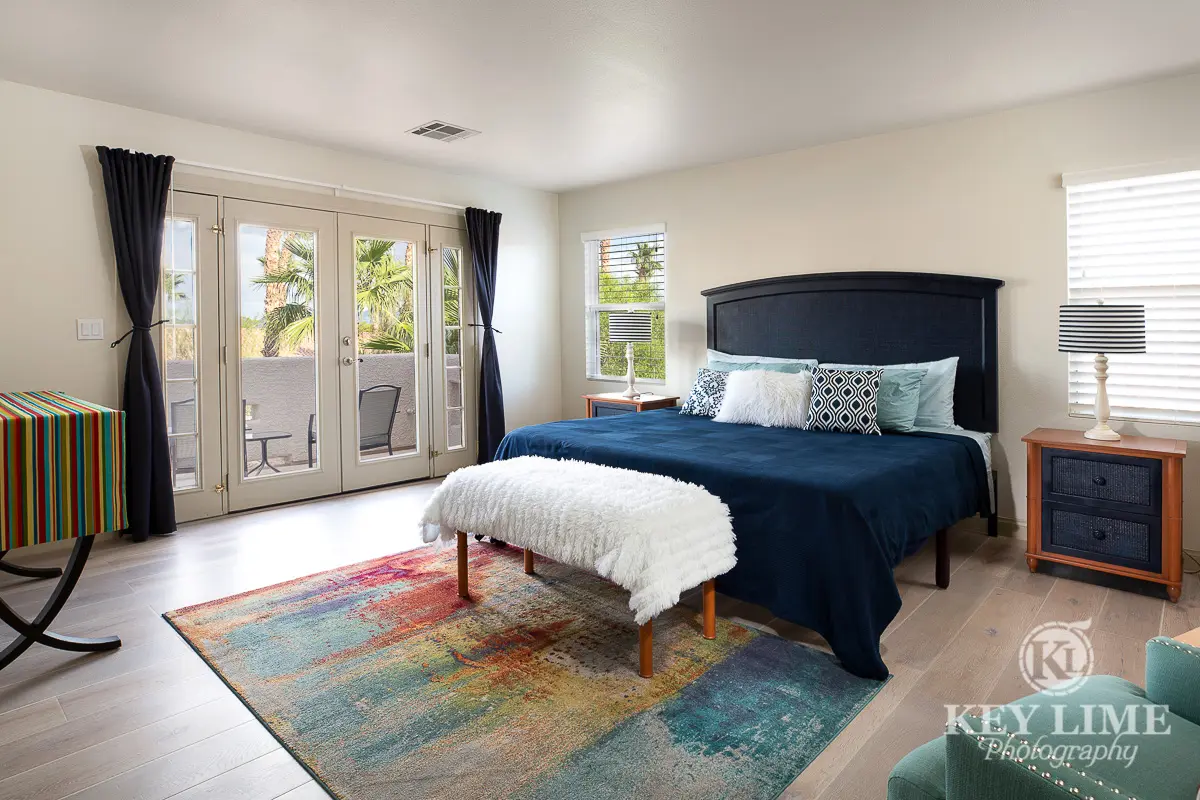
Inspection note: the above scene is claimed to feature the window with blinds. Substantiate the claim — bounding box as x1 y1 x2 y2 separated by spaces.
582 226 666 381
1066 169 1200 424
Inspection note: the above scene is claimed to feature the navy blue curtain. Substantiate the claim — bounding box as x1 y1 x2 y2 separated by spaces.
465 208 505 463
96 147 177 541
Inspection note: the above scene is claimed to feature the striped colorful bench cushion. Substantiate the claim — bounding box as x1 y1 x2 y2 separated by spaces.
0 391 127 550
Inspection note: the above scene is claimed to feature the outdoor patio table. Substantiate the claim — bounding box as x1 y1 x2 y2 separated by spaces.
0 390 125 670
244 430 293 476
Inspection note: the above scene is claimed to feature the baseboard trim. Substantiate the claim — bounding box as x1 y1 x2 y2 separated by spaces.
954 515 1026 539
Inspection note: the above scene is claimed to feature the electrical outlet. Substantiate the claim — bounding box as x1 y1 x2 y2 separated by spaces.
77 319 104 341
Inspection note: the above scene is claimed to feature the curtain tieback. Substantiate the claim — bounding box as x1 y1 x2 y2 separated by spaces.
110 319 168 348
467 323 503 334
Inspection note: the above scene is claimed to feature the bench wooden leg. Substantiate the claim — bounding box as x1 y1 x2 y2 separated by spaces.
702 579 716 640
639 620 653 678
524 548 534 574
457 531 469 599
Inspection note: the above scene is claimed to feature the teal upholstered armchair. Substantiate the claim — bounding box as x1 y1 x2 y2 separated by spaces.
889 634 1200 800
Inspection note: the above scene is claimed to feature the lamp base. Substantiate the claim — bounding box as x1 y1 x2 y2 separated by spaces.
1084 423 1121 441
621 341 640 399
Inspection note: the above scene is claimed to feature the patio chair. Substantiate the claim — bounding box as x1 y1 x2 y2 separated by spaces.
307 384 402 467
168 397 197 479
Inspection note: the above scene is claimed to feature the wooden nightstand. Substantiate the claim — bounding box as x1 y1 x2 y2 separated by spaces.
583 392 679 418
1023 428 1187 602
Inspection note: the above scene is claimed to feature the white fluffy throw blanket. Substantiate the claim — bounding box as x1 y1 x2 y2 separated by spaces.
419 456 736 624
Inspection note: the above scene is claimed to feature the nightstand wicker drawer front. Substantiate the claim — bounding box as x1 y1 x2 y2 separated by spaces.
1042 503 1161 573
591 401 634 418
1043 448 1160 513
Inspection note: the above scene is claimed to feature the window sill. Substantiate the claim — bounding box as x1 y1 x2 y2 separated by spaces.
587 376 666 386
1068 410 1200 428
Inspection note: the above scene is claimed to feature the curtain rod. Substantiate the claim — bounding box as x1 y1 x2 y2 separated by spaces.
173 159 468 211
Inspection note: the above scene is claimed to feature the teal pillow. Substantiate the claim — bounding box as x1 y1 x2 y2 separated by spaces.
818 364 926 431
709 360 813 374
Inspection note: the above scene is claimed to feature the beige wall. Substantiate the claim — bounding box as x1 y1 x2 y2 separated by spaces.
0 79 560 433
559 71 1200 548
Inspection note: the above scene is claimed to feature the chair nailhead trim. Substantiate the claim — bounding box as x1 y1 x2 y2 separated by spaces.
951 715 1138 800
1149 637 1200 660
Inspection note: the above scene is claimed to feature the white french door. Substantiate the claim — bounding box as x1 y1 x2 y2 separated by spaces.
160 191 225 520
430 226 476 477
222 199 342 511
167 190 474 522
338 215 433 491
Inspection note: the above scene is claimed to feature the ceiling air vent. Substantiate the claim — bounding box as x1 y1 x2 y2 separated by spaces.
408 120 480 143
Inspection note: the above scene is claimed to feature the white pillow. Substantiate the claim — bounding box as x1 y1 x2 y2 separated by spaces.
713 369 813 429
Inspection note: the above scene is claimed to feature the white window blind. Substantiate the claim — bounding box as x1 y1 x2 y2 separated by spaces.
1066 169 1200 424
582 226 666 381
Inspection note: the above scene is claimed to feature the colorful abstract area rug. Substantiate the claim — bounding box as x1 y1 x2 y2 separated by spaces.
165 544 885 800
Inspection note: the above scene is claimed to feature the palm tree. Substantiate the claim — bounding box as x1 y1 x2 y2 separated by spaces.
253 233 315 353
631 241 662 282
260 229 286 357
359 246 461 354
443 248 461 353
255 236 419 356
162 272 189 321
356 239 414 352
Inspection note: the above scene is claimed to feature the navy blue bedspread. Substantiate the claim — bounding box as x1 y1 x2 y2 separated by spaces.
494 408 988 680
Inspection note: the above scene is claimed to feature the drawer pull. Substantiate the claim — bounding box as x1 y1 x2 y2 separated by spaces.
1091 528 1107 541
1092 475 1107 486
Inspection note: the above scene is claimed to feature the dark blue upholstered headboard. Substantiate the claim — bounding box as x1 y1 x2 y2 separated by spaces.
702 272 1004 432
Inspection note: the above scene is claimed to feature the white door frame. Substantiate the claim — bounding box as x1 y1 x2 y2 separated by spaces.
165 175 476 515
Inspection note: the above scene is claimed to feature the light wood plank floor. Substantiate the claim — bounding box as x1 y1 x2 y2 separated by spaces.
1 480 1194 799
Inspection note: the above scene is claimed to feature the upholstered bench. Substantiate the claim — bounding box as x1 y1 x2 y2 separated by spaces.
418 455 737 677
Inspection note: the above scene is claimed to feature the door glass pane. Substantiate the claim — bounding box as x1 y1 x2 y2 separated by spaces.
442 246 464 451
354 237 417 461
161 217 200 491
166 382 197 490
238 225 318 478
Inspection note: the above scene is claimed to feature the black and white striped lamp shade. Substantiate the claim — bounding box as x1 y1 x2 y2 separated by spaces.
607 312 653 343
1058 304 1146 354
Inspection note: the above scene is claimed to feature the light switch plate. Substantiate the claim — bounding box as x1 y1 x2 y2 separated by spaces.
77 318 104 341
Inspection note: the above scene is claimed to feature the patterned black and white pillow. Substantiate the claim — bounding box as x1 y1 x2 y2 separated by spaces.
680 367 728 417
806 367 882 435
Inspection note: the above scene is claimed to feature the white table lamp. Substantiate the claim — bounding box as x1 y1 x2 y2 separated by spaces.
1058 304 1146 441
607 312 654 398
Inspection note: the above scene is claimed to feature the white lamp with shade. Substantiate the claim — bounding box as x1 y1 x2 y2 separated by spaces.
607 312 654 398
1058 303 1146 441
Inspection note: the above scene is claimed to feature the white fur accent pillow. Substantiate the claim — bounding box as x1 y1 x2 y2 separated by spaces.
713 369 813 428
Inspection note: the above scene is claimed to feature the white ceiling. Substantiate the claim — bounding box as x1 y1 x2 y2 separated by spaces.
3 1 1200 192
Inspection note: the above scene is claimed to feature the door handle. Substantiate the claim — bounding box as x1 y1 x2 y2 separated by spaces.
343 356 355 366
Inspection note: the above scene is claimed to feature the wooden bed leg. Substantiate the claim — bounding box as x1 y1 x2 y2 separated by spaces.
639 620 653 678
702 579 716 640
523 548 535 575
935 528 950 590
457 531 469 599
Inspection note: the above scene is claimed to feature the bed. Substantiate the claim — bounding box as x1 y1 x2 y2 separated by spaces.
496 272 1003 679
